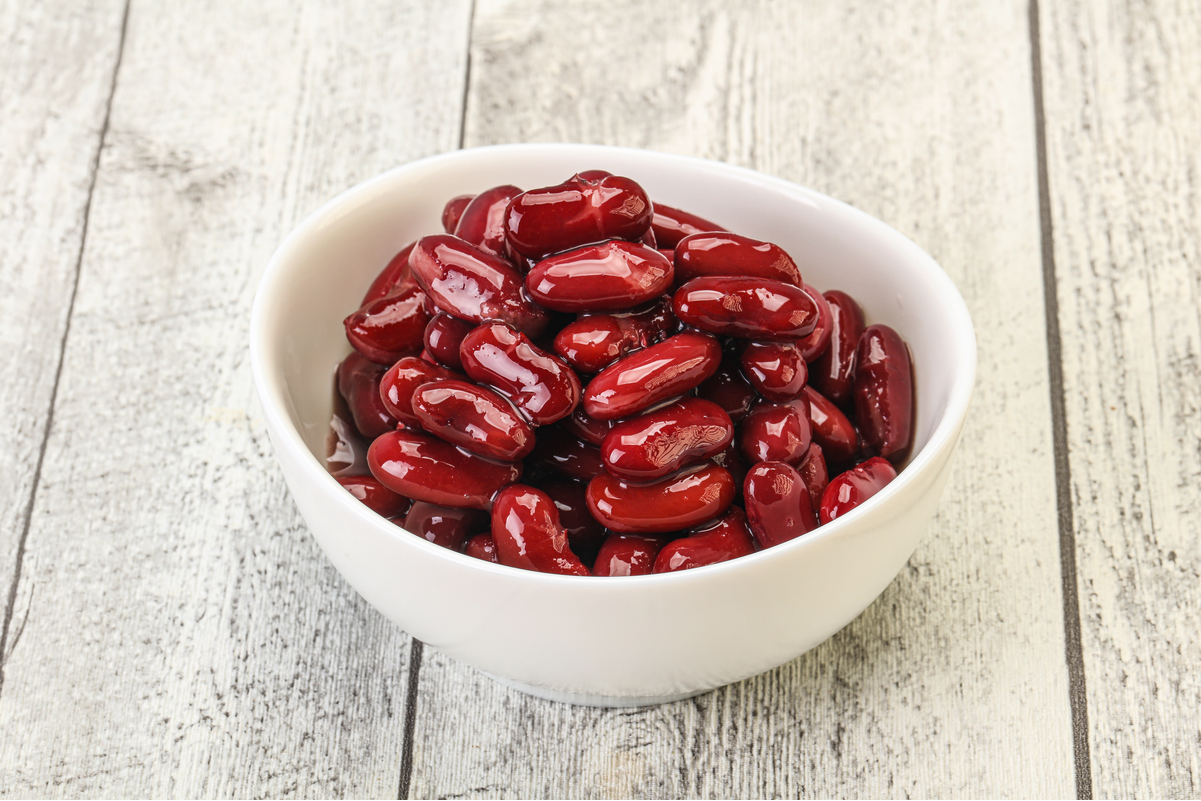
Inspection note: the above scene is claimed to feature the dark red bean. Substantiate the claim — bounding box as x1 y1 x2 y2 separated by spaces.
710 441 749 492
453 185 523 258
819 457 898 523
586 463 735 534
553 297 676 374
402 502 490 550
527 425 605 483
673 232 802 287
583 331 722 420
463 533 498 562
409 234 549 338
411 379 535 461
562 404 616 446
653 506 756 573
639 227 657 248
367 429 522 510
810 290 865 406
337 351 399 439
740 340 807 402
343 284 431 365
327 400 370 477
459 323 581 426
797 443 829 513
362 242 418 306
527 241 673 312
504 173 653 261
803 386 859 467
337 475 412 519
442 194 474 234
673 277 818 340
491 484 590 576
601 397 733 481
576 169 612 181
650 203 726 249
696 351 757 423
853 324 914 463
744 461 819 549
378 356 462 427
541 479 607 564
796 284 833 362
423 313 474 370
738 398 812 466
593 533 666 577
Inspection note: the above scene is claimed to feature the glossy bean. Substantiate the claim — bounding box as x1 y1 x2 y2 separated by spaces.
593 533 666 577
673 276 818 340
441 194 474 233
650 203 726 249
423 313 474 370
378 356 462 427
527 425 605 483
696 351 757 423
744 461 819 549
453 184 523 258
797 443 829 513
562 404 616 446
553 297 676 374
462 533 498 562
601 397 733 481
819 456 898 523
738 398 812 466
541 479 607 565
527 241 673 312
367 429 522 510
337 475 412 519
810 290 864 406
337 351 399 438
326 400 370 477
402 502 490 551
710 441 749 493
740 340 807 402
796 284 833 362
411 379 535 461
343 283 431 364
653 507 756 573
803 386 859 467
586 463 735 534
409 234 549 338
673 232 802 287
361 242 417 306
491 484 590 576
459 322 581 425
583 331 722 421
504 173 653 260
853 324 914 462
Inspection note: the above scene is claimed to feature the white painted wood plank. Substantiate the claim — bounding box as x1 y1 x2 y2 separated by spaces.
0 0 126 649
410 1 1077 798
1038 0 1201 795
0 0 471 796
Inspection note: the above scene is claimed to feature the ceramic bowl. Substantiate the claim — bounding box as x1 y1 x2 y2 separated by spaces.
250 144 976 707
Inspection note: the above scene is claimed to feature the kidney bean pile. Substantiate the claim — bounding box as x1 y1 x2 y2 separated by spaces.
327 171 915 577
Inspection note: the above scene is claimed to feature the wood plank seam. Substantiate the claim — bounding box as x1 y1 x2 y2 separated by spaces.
0 0 132 703
1028 0 1093 797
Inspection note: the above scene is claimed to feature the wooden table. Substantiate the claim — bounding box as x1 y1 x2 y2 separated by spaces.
1 1 1197 797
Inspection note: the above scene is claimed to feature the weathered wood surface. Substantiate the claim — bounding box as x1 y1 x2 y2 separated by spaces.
0 1 470 797
1038 0 1201 796
406 0 1077 798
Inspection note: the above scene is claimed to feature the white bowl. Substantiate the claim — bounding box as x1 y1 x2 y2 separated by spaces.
250 144 976 707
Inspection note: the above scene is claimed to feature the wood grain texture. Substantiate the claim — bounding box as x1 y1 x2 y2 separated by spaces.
0 0 127 660
1038 0 1201 795
410 1 1077 797
0 1 471 796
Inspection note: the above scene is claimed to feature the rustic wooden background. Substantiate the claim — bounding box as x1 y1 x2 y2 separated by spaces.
1 0 1197 797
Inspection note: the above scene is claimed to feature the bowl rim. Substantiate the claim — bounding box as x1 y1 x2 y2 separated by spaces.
250 142 977 587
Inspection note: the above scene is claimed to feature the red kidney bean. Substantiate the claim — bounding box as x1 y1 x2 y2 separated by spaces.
658 248 674 263
411 379 535 461
650 203 726 249
853 324 914 463
459 322 581 425
343 284 431 365
463 533 498 562
423 313 474 370
639 227 657 248
810 290 865 406
402 502 490 550
740 340 807 402
802 386 859 467
593 533 666 577
367 429 522 510
582 331 721 420
696 351 757 423
362 242 418 306
327 398 371 477
527 241 673 312
797 443 829 513
738 398 812 466
337 475 412 519
378 356 462 427
819 456 898 523
653 506 756 573
541 479 607 564
409 234 549 338
337 351 399 438
553 297 677 374
796 284 833 362
600 397 733 481
504 173 653 260
442 194 474 233
673 276 818 340
586 463 735 534
673 232 802 287
453 184 523 258
562 404 616 446
744 461 819 549
576 169 612 181
491 484 590 576
710 441 749 492
527 425 605 483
